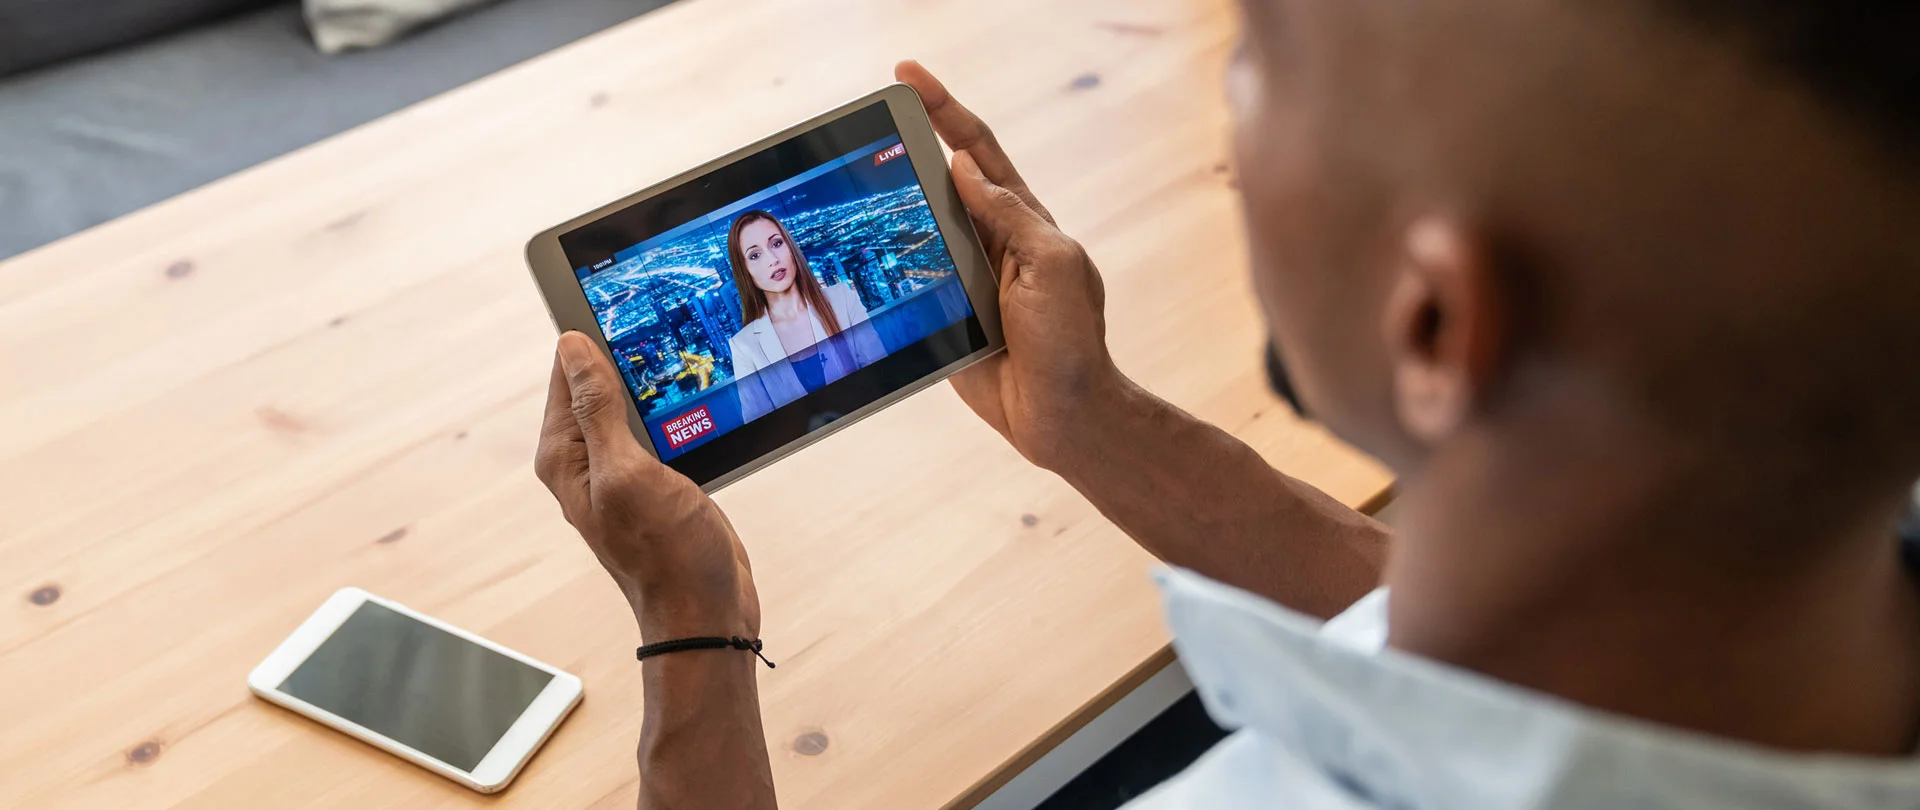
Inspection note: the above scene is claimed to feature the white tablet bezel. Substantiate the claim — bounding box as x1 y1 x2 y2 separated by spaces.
246 587 584 794
523 82 1005 493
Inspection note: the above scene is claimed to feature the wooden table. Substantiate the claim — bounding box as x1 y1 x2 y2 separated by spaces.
0 0 1391 807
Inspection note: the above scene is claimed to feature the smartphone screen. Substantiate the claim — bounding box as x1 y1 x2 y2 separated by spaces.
277 601 555 772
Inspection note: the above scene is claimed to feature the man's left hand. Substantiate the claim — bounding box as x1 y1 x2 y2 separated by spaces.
535 331 760 642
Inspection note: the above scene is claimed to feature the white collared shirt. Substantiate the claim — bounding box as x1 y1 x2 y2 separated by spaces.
1129 567 1920 809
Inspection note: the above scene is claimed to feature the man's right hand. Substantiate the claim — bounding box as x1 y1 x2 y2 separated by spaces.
896 60 1120 470
895 61 1386 616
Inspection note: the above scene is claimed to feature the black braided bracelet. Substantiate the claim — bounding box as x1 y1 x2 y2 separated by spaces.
636 636 776 669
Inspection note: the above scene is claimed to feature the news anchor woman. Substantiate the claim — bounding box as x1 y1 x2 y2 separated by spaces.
724 210 878 419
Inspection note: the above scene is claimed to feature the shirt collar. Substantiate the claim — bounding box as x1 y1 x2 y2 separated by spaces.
1155 567 1920 810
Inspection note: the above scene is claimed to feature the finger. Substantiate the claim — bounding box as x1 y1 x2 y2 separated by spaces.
539 349 578 449
556 332 643 463
729 525 753 575
895 60 1053 223
535 350 590 507
951 150 1047 261
708 505 754 574
949 355 1012 440
537 352 583 475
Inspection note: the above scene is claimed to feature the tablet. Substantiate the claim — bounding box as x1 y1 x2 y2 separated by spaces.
525 84 1004 491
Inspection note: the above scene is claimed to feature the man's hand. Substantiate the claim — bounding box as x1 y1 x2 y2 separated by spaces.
535 331 758 642
536 332 776 810
896 60 1119 471
897 61 1387 618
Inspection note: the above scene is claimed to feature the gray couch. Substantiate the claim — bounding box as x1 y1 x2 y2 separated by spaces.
0 0 671 261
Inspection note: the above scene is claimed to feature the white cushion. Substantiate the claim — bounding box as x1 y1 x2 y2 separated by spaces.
304 0 500 54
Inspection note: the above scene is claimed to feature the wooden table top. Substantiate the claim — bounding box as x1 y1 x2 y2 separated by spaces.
0 0 1390 806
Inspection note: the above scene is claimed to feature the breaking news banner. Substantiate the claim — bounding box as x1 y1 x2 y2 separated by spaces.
660 406 716 450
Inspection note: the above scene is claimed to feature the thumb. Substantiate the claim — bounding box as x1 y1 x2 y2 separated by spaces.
557 331 639 460
949 353 1012 440
952 150 1043 257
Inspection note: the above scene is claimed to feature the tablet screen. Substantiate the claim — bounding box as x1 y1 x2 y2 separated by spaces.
558 102 989 484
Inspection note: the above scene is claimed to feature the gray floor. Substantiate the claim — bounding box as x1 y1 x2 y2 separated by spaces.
0 0 670 260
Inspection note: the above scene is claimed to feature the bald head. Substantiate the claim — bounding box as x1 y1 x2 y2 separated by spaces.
1232 0 1920 506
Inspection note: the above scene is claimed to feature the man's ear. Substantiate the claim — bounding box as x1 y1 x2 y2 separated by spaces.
1381 220 1505 443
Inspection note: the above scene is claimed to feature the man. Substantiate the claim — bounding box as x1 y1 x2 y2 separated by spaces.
535 0 1920 806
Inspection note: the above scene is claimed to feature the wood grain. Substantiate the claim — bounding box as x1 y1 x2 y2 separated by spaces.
0 0 1391 807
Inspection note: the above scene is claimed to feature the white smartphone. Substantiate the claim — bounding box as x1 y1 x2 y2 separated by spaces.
247 587 584 793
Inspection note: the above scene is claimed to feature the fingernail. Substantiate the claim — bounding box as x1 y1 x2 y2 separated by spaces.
558 333 592 376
